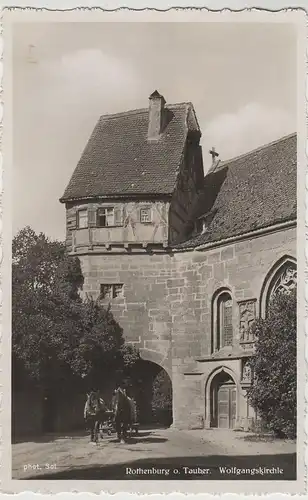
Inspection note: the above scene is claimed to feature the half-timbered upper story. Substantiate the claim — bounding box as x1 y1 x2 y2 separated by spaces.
60 91 204 254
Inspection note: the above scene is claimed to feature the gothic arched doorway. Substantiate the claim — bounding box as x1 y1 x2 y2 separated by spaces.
125 359 173 427
209 370 236 429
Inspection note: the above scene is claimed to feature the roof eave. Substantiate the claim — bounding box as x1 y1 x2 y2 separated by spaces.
173 218 297 251
59 192 174 204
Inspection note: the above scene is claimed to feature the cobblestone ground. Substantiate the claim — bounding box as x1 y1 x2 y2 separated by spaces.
12 427 296 480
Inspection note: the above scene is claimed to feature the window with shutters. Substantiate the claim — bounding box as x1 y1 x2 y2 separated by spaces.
140 207 152 223
88 208 97 227
212 290 234 352
97 207 123 227
77 209 88 229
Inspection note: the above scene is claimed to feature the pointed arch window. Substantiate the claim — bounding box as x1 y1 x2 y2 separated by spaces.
260 256 297 317
270 265 297 299
212 290 234 352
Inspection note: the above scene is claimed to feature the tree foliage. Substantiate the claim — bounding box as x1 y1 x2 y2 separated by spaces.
152 369 173 425
12 227 139 392
247 289 296 438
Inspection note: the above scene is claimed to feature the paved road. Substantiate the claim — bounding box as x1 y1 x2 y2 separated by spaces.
13 428 296 480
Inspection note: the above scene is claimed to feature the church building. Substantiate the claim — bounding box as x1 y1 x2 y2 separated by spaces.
60 91 297 430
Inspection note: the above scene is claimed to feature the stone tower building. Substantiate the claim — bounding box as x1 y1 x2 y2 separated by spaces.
60 91 297 431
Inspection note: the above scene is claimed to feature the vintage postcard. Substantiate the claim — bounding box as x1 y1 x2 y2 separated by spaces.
1 6 306 495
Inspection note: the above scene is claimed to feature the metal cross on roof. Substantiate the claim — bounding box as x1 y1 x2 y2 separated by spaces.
209 147 219 162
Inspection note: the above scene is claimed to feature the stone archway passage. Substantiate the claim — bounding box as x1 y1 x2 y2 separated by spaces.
127 359 173 427
210 371 236 429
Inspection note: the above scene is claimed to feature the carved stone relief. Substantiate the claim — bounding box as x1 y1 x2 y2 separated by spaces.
242 359 252 383
239 300 256 342
271 265 297 299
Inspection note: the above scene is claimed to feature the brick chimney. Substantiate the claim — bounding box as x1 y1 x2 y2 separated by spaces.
147 90 166 140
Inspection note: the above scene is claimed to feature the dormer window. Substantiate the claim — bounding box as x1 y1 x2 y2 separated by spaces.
77 209 88 229
140 207 152 223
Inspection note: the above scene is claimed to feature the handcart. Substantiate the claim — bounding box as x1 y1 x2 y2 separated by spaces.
129 422 140 436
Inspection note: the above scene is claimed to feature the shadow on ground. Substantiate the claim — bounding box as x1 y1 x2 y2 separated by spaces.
109 434 167 445
12 430 87 445
14 430 165 446
12 427 170 445
26 453 296 481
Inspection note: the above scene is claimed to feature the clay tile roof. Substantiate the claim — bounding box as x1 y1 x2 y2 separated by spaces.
60 101 199 202
176 132 297 249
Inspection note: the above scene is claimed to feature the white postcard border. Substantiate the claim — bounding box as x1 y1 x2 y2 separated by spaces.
1 6 306 496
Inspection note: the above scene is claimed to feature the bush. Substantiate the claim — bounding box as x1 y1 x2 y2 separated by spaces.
247 289 296 439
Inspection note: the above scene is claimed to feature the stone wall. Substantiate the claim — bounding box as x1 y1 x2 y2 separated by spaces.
80 252 174 378
79 225 296 429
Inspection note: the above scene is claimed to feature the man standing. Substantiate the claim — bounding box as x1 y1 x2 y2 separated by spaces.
84 389 106 444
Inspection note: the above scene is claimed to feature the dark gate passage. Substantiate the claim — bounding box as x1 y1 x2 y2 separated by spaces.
127 360 173 427
211 371 236 429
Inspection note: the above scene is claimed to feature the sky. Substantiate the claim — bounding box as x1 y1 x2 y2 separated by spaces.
13 22 297 241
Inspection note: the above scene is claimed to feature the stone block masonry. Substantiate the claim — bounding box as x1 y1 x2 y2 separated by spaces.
79 225 296 429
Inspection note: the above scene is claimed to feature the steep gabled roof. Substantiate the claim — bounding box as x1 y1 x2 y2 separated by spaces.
176 133 297 249
60 101 200 202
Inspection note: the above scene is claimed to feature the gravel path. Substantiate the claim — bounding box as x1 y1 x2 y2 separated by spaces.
12 427 296 480
184 429 296 456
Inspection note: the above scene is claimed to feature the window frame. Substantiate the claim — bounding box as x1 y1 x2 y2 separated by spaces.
113 284 124 298
100 283 124 300
76 208 88 229
139 206 152 224
96 206 124 228
212 289 234 353
97 207 115 228
260 256 297 318
219 294 233 348
100 284 113 300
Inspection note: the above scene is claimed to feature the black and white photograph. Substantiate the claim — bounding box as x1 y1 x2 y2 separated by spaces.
5 8 305 494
